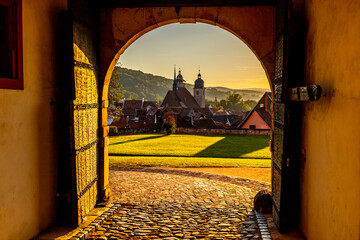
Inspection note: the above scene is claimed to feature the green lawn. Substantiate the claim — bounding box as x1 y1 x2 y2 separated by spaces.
109 134 271 168
110 156 271 168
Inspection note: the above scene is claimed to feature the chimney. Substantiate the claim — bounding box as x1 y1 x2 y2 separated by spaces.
123 98 125 108
141 98 144 109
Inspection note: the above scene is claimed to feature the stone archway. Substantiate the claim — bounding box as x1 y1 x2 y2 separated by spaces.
97 6 275 200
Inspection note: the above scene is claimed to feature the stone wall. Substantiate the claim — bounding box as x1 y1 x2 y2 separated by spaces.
176 128 270 136
113 127 270 136
116 127 162 135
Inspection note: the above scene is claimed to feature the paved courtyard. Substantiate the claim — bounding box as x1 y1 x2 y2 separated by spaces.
86 168 271 240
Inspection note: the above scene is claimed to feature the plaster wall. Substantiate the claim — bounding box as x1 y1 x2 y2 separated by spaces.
0 0 68 239
300 0 360 239
242 111 271 130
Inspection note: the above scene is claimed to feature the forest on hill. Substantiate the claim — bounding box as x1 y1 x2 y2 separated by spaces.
110 67 269 104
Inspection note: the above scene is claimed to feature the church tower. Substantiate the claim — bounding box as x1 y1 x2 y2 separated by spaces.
194 69 205 108
176 69 185 88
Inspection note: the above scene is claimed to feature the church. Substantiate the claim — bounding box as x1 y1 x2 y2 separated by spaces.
161 68 206 109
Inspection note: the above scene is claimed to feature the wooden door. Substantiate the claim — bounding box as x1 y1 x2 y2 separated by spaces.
272 0 322 232
69 0 100 226
272 0 298 232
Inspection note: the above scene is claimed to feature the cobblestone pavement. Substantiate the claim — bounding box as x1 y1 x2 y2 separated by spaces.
86 168 271 240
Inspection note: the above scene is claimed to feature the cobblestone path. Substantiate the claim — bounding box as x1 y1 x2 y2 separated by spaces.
86 168 271 240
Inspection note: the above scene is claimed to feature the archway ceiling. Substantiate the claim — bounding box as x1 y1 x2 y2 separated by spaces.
99 5 275 90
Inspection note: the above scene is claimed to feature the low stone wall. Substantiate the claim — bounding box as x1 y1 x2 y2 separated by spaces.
117 127 162 135
114 127 270 136
176 128 271 136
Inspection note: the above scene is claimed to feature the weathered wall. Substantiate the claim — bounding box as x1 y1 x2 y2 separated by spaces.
241 111 271 129
0 0 68 239
300 0 360 239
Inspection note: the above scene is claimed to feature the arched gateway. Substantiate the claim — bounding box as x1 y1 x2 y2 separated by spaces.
69 0 319 232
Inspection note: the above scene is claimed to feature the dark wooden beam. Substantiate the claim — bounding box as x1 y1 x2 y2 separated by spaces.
96 0 276 8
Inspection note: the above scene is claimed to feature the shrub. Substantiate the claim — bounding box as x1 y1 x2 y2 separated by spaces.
162 115 176 135
109 126 119 136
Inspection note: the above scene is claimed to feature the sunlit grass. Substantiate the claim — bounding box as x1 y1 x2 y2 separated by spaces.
109 134 271 159
109 156 271 168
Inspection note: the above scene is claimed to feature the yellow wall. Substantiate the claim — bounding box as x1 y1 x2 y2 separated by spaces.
300 0 360 239
0 0 67 239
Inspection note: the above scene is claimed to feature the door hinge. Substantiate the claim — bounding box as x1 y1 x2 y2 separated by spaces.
289 85 322 102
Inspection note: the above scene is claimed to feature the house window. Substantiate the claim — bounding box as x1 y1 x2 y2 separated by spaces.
249 125 256 130
196 90 199 95
0 0 23 89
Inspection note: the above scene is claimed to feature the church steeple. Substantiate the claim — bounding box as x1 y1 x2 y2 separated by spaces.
173 65 178 92
194 68 204 89
193 68 205 108
176 68 185 88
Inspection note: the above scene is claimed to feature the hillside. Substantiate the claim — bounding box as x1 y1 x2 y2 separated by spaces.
110 67 269 103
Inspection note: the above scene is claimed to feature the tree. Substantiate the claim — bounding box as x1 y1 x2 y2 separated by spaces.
212 93 253 112
108 79 124 106
108 68 124 121
245 100 257 109
162 115 176 135
225 94 243 111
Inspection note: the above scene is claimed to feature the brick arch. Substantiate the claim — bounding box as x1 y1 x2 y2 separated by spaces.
98 6 274 199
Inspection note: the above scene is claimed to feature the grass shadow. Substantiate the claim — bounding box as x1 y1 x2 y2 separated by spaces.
109 134 166 146
194 135 270 159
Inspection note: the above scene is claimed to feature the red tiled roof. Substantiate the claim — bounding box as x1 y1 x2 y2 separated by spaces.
176 115 193 128
209 115 242 126
194 107 213 117
230 111 249 129
123 99 142 109
194 118 225 129
122 108 137 115
143 101 159 108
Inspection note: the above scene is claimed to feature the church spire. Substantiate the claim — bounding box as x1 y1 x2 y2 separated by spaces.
174 65 176 80
173 65 178 92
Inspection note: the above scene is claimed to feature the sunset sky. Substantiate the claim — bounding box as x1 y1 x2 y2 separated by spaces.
118 23 270 90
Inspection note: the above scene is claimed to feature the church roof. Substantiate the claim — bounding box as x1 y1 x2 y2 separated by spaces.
161 87 200 108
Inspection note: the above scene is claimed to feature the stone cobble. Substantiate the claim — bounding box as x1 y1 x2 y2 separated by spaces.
86 168 270 240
